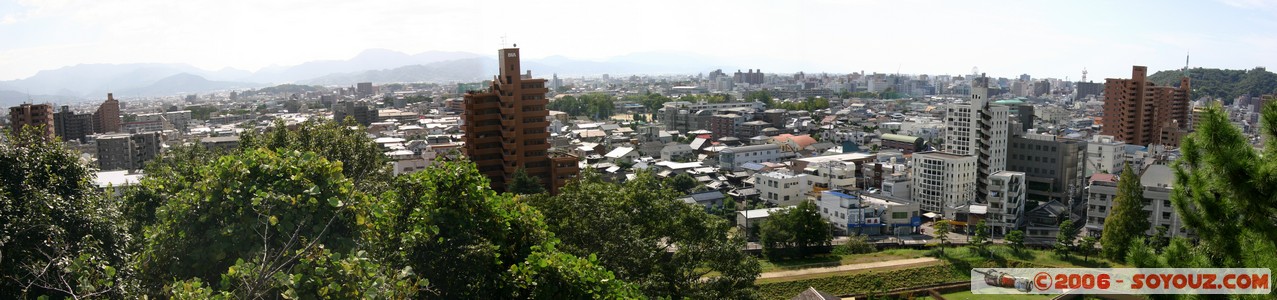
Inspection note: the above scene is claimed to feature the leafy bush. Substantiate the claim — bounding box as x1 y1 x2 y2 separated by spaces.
833 235 876 255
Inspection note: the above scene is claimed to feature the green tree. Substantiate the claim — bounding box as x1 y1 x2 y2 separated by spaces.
760 201 832 260
1170 101 1277 273
0 127 129 298
745 90 774 107
1078 236 1098 262
933 220 952 251
508 167 546 195
969 220 991 256
368 160 638 298
168 249 427 299
526 170 759 299
240 118 390 191
1100 164 1151 261
666 172 699 194
137 148 369 295
1005 230 1026 253
833 234 876 255
1055 219 1078 258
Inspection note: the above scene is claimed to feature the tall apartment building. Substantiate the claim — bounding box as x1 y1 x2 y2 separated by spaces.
462 48 578 194
96 131 162 171
944 75 1009 204
910 151 977 213
8 103 55 138
1101 66 1190 146
733 69 764 85
53 105 94 142
93 93 121 134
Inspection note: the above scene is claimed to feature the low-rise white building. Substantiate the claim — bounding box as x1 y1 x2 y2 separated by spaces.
660 143 695 162
1083 165 1189 238
816 190 921 235
719 144 789 171
910 151 976 213
755 170 812 207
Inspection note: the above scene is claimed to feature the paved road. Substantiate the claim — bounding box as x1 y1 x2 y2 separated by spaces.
756 257 940 280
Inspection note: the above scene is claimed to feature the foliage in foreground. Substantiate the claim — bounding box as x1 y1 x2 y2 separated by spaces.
527 170 760 299
0 127 129 298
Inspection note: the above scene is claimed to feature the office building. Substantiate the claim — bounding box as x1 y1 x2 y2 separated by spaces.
356 82 375 98
53 105 94 142
96 131 163 171
944 75 1009 204
93 93 121 134
8 103 55 138
1101 66 1191 146
910 151 977 213
1006 133 1087 203
462 48 578 194
334 101 378 126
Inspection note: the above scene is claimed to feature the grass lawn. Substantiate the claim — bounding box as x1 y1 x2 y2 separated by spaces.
916 290 1055 300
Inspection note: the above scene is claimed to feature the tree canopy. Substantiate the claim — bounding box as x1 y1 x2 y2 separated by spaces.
0 127 129 298
760 201 832 260
547 93 616 119
526 170 760 299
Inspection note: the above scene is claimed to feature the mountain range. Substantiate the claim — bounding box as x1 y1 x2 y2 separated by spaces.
0 49 730 107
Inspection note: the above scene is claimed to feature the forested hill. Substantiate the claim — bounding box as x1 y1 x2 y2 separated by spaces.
1148 67 1277 102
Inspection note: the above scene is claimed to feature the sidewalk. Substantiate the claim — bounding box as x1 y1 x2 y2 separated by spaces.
756 257 940 279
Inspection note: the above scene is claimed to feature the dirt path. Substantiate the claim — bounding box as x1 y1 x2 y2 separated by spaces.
756 257 940 280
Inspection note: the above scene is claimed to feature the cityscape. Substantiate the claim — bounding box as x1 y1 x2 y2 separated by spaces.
3 0 1277 299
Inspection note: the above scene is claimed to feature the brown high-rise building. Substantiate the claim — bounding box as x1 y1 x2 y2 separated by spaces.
463 48 578 194
1100 66 1190 146
94 93 121 134
9 103 56 138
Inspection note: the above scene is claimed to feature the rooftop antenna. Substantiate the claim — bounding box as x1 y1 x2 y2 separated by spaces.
1184 52 1190 78
500 35 508 48
1081 68 1088 82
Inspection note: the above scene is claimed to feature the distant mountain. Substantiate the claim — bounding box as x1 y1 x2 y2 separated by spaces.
117 73 262 97
0 63 215 97
0 49 737 100
300 58 497 85
247 49 483 84
0 90 78 108
1148 67 1277 102
297 52 733 85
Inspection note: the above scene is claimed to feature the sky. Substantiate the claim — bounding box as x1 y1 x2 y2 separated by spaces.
2 0 1277 81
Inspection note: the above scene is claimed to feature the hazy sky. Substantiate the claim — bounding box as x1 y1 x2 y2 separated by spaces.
3 0 1276 81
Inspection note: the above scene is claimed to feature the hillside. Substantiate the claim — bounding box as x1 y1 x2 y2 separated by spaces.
1148 67 1277 102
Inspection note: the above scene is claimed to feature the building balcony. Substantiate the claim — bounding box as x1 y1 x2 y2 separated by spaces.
521 87 550 95
523 120 550 128
522 98 548 106
470 101 499 110
522 131 550 140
